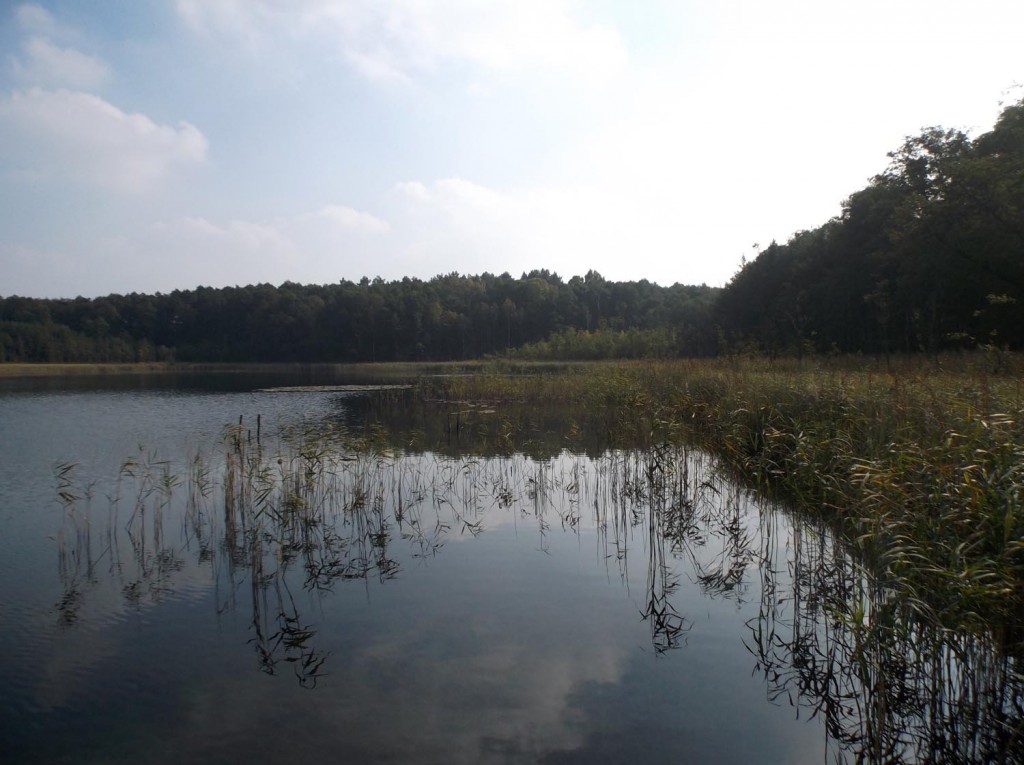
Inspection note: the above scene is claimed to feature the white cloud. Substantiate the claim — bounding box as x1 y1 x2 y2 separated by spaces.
175 0 627 83
0 88 207 192
1 199 392 296
14 3 59 36
170 216 296 253
394 180 429 201
392 176 712 285
120 216 301 288
12 36 110 89
310 204 389 233
130 206 390 291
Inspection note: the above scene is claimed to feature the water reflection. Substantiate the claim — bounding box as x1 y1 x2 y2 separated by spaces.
52 415 1023 763
749 505 1024 764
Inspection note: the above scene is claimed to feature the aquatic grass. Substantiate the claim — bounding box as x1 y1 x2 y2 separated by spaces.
50 416 1024 758
749 497 1024 765
54 462 89 626
418 356 1024 629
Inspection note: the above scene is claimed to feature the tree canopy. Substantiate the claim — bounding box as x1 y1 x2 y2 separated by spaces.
3 99 1022 363
716 98 1024 355
0 271 717 363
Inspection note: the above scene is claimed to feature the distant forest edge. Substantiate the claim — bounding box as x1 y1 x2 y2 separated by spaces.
2 98 1022 364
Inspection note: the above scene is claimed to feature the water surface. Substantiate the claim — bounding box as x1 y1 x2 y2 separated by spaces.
0 372 1019 763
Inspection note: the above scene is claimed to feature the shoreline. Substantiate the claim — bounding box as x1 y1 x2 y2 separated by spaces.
0 360 492 378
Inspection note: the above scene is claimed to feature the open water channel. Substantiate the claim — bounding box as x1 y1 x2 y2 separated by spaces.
0 371 1019 764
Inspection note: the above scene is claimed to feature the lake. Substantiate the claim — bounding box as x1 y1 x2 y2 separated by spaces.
0 371 1020 764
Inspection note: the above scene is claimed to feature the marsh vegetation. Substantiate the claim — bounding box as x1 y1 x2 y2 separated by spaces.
413 357 1024 628
31 361 1021 763
0 357 1018 763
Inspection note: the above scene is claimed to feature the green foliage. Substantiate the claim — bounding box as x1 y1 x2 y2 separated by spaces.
4 99 1022 365
718 98 1024 356
505 326 678 360
0 274 719 364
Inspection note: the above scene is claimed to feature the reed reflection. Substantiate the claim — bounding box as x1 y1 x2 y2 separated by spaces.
748 502 1023 764
54 421 1022 763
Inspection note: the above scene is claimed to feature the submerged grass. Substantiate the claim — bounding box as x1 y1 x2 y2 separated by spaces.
418 355 1024 631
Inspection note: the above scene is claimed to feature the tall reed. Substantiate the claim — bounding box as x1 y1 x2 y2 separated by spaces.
419 356 1024 628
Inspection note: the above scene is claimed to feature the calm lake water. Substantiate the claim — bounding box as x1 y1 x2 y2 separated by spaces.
0 372 1020 764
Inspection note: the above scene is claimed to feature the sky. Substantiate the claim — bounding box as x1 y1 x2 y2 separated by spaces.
0 1 1021 299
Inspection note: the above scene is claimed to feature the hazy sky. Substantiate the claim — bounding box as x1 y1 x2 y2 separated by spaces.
1 1 1021 298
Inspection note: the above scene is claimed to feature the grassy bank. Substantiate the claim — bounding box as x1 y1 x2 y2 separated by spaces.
420 356 1024 630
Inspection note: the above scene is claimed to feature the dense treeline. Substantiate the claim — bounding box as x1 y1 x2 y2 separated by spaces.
3 99 1021 364
0 271 717 363
718 98 1024 356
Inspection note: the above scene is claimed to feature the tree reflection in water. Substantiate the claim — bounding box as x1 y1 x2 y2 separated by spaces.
55 426 1022 761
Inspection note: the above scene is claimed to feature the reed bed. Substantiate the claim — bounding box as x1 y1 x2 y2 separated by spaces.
54 415 1023 760
418 356 1024 630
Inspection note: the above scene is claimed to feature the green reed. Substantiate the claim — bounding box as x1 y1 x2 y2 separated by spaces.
418 355 1024 629
52 413 1023 759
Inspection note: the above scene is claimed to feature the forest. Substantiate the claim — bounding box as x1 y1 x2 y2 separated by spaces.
2 98 1022 364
